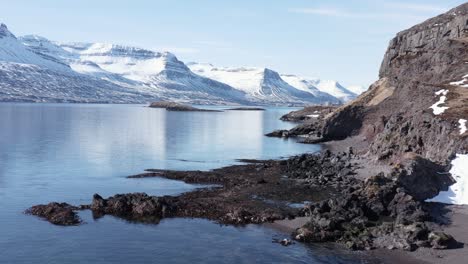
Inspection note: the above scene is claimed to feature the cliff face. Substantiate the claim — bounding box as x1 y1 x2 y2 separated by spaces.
323 3 468 164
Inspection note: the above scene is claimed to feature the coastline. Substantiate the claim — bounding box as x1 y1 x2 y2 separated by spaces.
25 103 465 263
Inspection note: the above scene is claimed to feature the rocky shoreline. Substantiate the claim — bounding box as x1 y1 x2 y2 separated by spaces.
27 147 458 252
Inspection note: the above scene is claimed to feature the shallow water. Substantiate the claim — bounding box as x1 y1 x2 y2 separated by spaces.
0 103 376 263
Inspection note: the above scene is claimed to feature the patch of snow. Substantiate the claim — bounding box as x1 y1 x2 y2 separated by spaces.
430 89 449 115
450 74 468 87
459 119 467 135
428 154 468 205
307 114 320 118
435 89 449 96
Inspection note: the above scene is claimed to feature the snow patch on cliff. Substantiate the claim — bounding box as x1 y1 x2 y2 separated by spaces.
459 119 467 135
450 74 468 87
428 154 468 205
430 89 449 115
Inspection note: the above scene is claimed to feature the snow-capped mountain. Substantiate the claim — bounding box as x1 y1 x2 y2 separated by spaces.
188 63 341 105
61 43 248 104
280 74 357 103
0 24 149 103
18 36 248 104
346 85 368 95
0 23 360 105
0 26 68 71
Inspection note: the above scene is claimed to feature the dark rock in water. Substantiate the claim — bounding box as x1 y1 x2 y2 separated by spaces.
25 202 81 226
272 238 294 246
149 101 221 112
90 193 174 222
91 193 106 211
226 107 265 111
265 130 290 138
266 106 334 141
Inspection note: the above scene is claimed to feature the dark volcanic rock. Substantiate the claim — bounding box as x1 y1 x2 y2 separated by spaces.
90 193 175 222
390 154 455 201
265 120 324 140
27 151 356 226
280 106 337 122
149 101 221 112
25 202 81 226
285 150 358 188
428 231 458 249
26 149 460 252
293 173 458 251
265 129 290 138
266 106 337 140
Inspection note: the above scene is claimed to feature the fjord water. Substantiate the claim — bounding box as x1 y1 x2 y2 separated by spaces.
0 103 369 263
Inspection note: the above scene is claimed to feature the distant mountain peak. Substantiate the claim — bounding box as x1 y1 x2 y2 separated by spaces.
0 23 15 39
262 68 281 79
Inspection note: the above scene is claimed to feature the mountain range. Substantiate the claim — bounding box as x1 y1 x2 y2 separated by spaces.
0 23 362 105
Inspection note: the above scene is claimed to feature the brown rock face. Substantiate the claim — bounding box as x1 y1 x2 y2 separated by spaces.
322 3 468 163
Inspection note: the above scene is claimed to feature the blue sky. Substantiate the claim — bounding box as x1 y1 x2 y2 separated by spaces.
0 0 466 87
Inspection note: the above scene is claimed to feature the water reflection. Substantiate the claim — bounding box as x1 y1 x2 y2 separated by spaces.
0 103 336 264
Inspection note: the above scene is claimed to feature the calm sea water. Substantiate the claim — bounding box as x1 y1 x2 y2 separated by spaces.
0 103 375 263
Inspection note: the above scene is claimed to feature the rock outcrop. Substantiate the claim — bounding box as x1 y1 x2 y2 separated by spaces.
321 3 468 163
25 202 81 226
272 4 468 165
294 172 457 251
279 106 337 122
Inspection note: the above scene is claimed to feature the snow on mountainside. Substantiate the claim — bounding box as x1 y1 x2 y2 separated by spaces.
57 42 248 104
0 22 360 105
0 24 150 103
16 32 248 104
0 25 68 71
188 63 341 105
280 74 357 103
346 85 368 95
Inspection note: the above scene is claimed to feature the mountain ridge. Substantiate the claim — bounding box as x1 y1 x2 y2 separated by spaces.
0 23 362 105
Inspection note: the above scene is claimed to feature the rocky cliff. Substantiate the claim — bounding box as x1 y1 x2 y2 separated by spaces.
322 3 468 164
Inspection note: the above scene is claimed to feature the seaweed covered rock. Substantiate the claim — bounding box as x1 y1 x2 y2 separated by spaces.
90 193 175 222
26 202 81 226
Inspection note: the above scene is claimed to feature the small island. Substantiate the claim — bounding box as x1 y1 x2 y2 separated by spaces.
149 101 221 112
226 107 266 111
